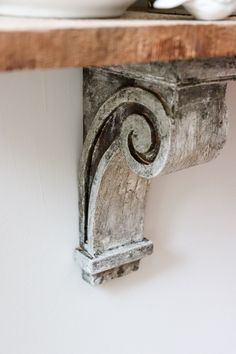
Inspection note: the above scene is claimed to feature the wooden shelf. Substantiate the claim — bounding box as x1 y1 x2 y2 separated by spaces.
1 10 236 71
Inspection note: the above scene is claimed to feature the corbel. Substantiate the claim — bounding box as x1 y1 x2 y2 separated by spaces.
75 58 231 285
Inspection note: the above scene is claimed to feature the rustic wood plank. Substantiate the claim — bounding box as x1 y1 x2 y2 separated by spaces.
1 11 236 70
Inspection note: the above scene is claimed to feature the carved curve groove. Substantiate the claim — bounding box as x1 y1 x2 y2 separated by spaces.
76 87 173 284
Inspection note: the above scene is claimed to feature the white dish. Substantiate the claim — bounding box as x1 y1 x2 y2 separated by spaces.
0 0 136 18
154 0 236 20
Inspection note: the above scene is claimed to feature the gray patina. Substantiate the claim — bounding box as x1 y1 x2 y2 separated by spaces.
75 58 231 285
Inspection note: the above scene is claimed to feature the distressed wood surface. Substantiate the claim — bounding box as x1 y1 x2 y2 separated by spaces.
75 58 229 285
1 11 236 70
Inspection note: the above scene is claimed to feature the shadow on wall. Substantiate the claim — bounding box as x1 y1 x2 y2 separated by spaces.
0 68 83 274
0 69 235 354
0 69 235 294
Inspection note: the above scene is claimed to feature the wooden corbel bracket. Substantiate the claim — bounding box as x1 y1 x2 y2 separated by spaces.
75 58 230 285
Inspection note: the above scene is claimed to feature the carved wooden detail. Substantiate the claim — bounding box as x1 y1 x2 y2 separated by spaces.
75 59 230 285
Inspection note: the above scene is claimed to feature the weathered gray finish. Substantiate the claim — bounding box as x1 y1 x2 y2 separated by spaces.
75 58 230 285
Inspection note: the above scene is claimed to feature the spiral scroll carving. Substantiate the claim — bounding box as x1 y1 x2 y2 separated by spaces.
79 87 172 250
76 64 228 285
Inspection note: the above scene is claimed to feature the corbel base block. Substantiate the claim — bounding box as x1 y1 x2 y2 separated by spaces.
76 239 153 285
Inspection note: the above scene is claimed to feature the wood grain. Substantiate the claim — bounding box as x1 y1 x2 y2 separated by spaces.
76 60 228 284
1 11 236 71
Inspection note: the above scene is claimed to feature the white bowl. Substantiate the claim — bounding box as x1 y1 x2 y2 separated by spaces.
0 0 136 18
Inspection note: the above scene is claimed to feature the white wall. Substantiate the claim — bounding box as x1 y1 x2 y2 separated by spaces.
0 69 235 354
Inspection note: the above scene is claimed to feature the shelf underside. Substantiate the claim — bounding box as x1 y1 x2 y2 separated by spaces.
0 10 236 71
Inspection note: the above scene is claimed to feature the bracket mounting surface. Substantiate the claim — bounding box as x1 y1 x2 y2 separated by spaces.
75 58 231 285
